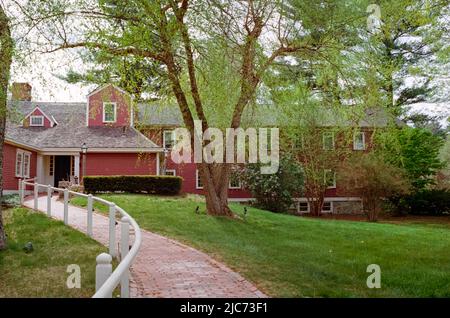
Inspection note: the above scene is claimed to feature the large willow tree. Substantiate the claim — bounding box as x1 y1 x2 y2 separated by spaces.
21 0 359 216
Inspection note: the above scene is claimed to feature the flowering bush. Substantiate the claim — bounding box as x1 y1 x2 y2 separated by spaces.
242 154 304 213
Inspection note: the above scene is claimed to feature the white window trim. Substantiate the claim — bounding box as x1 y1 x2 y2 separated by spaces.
324 169 336 189
195 169 203 189
15 149 31 178
102 102 117 123
165 169 176 176
163 130 175 149
299 201 310 213
353 131 366 150
322 132 335 150
229 179 242 189
15 151 23 177
30 115 44 127
322 201 333 213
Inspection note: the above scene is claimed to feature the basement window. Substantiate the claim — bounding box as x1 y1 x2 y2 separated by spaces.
322 201 333 213
30 115 44 126
299 202 309 213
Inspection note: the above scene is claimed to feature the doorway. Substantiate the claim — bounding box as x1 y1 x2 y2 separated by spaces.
54 156 71 186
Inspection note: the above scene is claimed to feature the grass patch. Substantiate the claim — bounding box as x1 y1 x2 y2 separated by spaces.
0 208 107 297
71 194 450 297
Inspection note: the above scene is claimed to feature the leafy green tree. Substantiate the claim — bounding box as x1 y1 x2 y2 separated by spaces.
376 127 445 189
0 4 14 250
62 53 169 101
365 0 449 114
243 154 304 213
338 152 410 221
24 0 371 217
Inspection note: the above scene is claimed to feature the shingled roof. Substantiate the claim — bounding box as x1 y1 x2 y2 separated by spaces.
6 101 160 151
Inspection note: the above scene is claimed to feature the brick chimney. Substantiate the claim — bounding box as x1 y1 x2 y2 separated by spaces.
11 83 32 101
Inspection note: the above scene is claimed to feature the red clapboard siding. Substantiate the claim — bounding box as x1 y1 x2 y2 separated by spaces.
2 143 37 190
88 85 132 127
83 153 157 177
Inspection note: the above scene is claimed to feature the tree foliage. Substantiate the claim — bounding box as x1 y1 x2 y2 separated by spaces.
338 153 410 221
376 126 445 190
243 154 304 213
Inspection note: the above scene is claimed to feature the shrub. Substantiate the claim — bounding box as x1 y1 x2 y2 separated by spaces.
389 189 450 216
242 154 304 213
338 153 410 221
83 175 183 195
1 194 20 208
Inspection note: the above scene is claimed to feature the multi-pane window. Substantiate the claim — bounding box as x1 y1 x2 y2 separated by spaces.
103 102 117 123
49 156 54 176
322 132 335 150
30 116 44 126
322 201 332 213
299 202 309 213
324 169 336 188
353 132 365 150
15 150 31 178
163 130 175 149
70 156 75 176
196 169 203 189
229 172 241 189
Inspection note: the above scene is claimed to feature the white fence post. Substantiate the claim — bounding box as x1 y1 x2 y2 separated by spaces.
87 194 93 238
109 203 116 257
120 217 130 298
95 253 113 298
19 180 24 204
47 185 52 216
63 189 69 225
33 182 38 210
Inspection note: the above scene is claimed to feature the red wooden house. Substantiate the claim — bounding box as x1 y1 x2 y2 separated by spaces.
3 83 390 214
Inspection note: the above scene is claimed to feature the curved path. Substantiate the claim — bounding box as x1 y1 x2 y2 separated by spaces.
24 196 266 298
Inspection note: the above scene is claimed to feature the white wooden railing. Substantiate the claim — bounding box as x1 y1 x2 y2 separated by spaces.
19 179 142 298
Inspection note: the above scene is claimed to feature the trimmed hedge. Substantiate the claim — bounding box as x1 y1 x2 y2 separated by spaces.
83 175 183 195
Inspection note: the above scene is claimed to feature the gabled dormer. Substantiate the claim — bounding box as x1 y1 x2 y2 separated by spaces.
22 106 55 128
86 84 134 127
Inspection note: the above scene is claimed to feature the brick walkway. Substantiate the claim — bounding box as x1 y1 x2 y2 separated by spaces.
23 196 266 298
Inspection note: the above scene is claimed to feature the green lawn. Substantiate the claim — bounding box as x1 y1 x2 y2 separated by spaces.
71 194 450 297
0 208 106 297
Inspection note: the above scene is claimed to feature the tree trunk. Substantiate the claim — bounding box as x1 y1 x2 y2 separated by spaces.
199 163 234 217
0 6 13 250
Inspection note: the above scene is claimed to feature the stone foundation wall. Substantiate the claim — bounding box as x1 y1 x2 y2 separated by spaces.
332 201 363 214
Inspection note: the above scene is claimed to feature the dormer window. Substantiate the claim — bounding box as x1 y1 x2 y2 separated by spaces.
30 115 44 126
103 102 117 123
